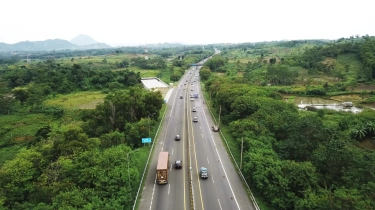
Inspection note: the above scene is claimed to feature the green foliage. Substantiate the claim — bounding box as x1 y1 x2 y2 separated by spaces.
199 66 212 81
266 64 299 85
359 37 375 80
81 87 163 138
125 118 153 148
11 87 29 105
5 63 142 95
204 55 226 72
99 131 126 148
130 56 166 69
204 76 375 209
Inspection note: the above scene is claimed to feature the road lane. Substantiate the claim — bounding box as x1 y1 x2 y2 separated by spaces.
139 69 192 210
189 63 256 210
139 51 256 210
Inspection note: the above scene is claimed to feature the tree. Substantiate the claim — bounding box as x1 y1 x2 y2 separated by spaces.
125 118 151 148
199 66 211 81
269 58 276 65
51 125 99 159
99 131 126 148
0 149 44 206
11 87 29 105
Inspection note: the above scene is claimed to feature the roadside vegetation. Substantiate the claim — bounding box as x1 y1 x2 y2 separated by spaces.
202 36 375 209
0 45 213 209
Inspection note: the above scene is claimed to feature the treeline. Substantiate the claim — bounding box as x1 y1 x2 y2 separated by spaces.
167 49 214 81
0 60 141 115
130 57 167 69
0 87 164 209
0 47 153 63
203 37 375 95
206 77 375 209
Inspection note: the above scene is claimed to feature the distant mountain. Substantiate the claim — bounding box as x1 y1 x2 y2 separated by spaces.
70 34 98 46
0 38 112 52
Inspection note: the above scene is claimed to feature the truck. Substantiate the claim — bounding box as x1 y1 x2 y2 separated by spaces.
199 167 208 179
157 152 169 184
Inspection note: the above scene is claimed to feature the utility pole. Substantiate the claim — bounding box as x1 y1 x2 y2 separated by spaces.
240 136 244 170
218 105 221 127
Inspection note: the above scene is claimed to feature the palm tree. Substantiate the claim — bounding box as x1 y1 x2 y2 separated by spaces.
365 121 375 136
350 126 367 140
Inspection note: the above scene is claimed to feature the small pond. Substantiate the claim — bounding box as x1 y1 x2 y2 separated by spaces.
284 96 366 113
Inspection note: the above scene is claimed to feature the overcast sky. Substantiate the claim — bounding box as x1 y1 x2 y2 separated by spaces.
1 0 374 47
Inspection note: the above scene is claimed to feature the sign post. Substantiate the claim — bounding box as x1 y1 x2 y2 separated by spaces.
142 138 152 146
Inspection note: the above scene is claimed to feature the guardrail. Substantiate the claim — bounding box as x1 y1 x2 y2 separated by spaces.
187 69 196 210
203 94 261 210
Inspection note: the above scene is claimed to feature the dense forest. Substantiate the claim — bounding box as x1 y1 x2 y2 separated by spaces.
200 36 375 209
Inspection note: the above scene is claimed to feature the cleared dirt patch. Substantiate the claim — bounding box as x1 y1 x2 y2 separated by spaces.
78 99 104 109
357 138 375 150
353 84 375 92
13 136 34 143
331 94 363 103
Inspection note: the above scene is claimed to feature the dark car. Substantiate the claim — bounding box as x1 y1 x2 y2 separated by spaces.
175 160 182 169
180 95 183 99
175 135 180 141
200 167 208 179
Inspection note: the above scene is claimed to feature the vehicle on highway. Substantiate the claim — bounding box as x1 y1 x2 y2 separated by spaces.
192 107 196 112
194 93 198 98
157 152 169 184
212 125 219 132
180 95 183 99
175 135 180 141
193 117 198 122
199 167 208 179
175 160 182 169
190 94 193 98
191 89 193 91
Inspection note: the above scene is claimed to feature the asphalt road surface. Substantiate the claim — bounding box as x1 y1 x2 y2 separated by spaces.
138 56 255 210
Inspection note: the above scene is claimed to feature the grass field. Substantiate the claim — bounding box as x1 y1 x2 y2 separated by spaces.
0 113 55 166
45 91 106 110
0 144 24 167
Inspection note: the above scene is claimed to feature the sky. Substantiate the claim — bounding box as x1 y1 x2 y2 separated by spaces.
1 0 374 47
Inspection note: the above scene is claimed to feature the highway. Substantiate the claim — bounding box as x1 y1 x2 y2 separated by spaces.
138 53 256 210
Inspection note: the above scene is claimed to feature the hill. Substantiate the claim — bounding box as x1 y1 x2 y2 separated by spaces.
0 38 112 52
70 34 99 46
0 39 78 52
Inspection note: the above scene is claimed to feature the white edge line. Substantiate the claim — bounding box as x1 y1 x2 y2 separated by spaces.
202 106 241 210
